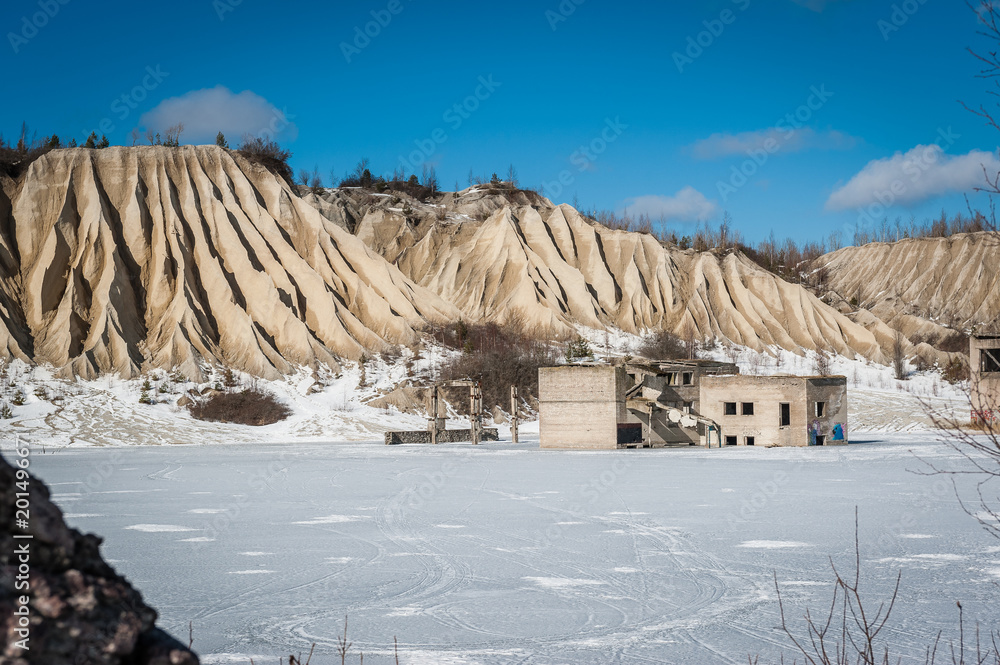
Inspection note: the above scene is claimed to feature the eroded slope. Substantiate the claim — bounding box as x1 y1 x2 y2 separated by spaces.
8 146 456 378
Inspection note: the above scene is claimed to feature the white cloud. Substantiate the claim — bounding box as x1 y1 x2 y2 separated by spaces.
691 127 857 160
825 145 1000 210
623 187 718 222
137 86 297 143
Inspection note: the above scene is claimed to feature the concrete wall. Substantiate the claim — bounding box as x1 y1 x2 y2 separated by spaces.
972 336 1000 416
700 375 848 447
623 362 738 446
539 366 625 449
385 429 500 445
806 378 849 445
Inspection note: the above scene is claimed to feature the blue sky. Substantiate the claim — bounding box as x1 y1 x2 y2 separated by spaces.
1 0 996 244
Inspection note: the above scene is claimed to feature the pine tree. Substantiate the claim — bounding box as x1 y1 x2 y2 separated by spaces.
47 135 61 148
84 132 97 149
68 138 78 147
216 131 229 149
565 336 594 362
97 135 110 149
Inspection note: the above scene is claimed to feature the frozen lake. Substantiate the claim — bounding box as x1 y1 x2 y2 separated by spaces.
26 436 1000 664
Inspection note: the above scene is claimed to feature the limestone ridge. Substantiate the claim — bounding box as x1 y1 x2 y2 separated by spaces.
348 197 890 362
813 233 1000 336
2 146 457 379
0 174 30 364
4 146 990 379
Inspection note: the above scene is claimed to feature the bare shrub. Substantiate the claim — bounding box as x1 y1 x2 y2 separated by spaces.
236 134 293 184
893 328 908 381
188 387 292 426
438 320 558 412
772 511 999 664
922 384 1000 540
943 357 970 384
0 123 56 178
814 348 833 376
637 329 689 361
939 330 972 354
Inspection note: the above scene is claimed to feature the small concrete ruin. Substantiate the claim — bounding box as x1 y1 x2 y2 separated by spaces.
385 380 499 445
539 363 849 449
971 334 1000 424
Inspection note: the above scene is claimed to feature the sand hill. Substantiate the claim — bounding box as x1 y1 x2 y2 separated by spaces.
0 146 457 379
4 147 986 379
813 234 1000 337
342 197 891 362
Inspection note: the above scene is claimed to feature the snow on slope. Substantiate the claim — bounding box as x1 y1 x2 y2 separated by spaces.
0 342 969 450
2 146 458 379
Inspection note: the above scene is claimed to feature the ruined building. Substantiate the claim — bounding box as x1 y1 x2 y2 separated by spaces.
539 363 848 449
971 335 1000 422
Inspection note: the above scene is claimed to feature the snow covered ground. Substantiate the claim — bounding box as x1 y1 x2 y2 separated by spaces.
0 337 972 450
2 346 991 663
22 436 1000 664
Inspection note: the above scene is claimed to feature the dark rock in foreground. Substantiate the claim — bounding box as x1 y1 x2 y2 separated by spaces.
0 451 199 665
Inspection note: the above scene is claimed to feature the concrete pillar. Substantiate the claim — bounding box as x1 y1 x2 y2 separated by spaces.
511 385 519 443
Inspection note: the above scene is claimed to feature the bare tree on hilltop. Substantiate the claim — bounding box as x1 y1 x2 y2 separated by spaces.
236 134 293 184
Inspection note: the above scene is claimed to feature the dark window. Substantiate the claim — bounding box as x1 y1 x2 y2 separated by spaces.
982 348 1000 373
725 435 738 446
724 402 738 416
682 372 693 386
816 402 827 418
742 403 755 416
746 436 755 446
780 403 791 427
683 401 693 413
666 373 676 386
815 435 826 446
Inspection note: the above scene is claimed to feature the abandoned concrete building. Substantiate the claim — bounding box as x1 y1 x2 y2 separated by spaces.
539 363 848 450
621 360 739 447
971 335 1000 423
699 375 848 448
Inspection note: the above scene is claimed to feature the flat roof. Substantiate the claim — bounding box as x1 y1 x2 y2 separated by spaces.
627 360 737 370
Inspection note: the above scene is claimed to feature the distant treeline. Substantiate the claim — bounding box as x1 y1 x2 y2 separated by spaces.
3 124 996 278
584 205 997 281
